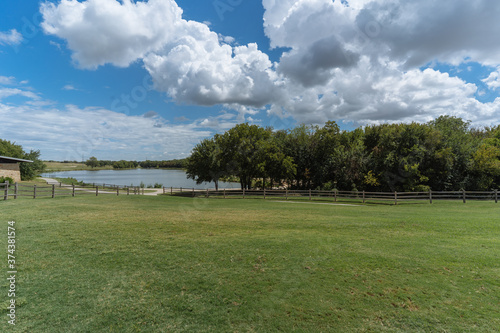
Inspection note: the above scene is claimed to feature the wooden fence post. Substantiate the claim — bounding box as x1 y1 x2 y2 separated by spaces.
224 188 226 199
192 188 195 197
3 181 8 200
362 191 365 204
171 187 173 195
334 189 337 202
286 189 288 200
52 184 55 198
180 187 182 193
463 190 466 204
206 188 209 198
495 190 498 204
163 187 166 194
14 182 18 200
33 184 37 199
263 188 266 199
72 184 75 197
309 189 312 201
243 188 245 199
394 192 398 205
429 190 432 204
96 186 99 196
117 187 119 196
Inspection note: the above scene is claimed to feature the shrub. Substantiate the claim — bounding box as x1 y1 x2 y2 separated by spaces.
0 176 15 185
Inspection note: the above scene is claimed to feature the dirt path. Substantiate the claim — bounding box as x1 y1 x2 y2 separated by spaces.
39 177 61 185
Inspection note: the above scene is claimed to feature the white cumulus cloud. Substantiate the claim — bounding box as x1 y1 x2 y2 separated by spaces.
0 102 212 161
0 88 40 100
40 0 500 127
483 69 500 91
144 40 280 107
42 0 280 108
0 29 23 46
41 0 183 68
263 0 500 125
0 76 15 85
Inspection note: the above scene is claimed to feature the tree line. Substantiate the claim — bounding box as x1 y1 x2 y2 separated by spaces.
85 157 187 169
139 159 187 169
186 116 500 191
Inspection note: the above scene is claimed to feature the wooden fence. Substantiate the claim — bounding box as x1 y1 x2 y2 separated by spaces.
1 181 145 200
2 181 499 204
166 187 500 205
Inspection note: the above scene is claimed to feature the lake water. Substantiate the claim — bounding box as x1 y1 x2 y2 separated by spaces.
41 169 239 189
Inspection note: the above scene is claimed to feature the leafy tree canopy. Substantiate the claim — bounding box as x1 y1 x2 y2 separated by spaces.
187 118 500 191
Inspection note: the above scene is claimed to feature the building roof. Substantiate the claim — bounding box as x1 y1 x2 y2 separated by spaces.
0 155 33 163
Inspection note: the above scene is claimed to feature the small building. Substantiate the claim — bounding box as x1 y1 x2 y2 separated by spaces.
0 155 33 183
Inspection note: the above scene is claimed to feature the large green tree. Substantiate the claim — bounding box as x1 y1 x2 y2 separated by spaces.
364 123 450 192
85 156 99 168
187 123 297 190
311 121 341 188
20 150 46 181
219 123 273 190
186 137 225 190
280 124 317 189
328 128 367 191
428 116 479 190
254 135 296 189
0 139 24 158
468 126 500 190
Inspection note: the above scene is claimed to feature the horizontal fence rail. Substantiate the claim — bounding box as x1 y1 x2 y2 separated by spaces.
165 187 499 205
1 181 146 200
1 181 499 204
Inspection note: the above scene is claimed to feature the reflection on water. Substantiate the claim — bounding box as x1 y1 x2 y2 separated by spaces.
41 169 239 189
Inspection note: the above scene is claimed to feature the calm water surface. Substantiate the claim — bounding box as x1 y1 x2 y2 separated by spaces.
41 169 239 189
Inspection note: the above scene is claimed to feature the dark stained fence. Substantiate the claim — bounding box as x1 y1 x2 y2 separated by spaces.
2 181 498 204
1 181 145 200
166 187 499 205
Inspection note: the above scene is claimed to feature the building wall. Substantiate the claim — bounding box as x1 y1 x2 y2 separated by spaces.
0 163 21 183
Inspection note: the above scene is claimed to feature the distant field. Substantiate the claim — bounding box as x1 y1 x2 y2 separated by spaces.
1 196 499 332
43 161 113 172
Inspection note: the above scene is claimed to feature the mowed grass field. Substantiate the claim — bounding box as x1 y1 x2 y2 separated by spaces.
43 161 113 172
0 195 499 332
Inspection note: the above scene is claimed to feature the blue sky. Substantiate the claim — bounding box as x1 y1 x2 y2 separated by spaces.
1 0 500 161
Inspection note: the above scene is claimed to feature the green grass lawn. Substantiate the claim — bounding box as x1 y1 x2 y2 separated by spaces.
1 195 499 332
43 161 114 172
